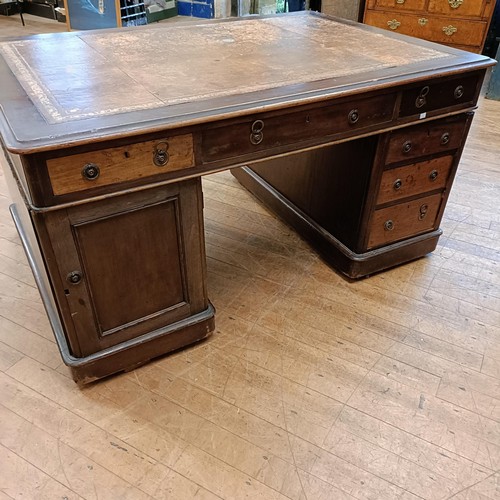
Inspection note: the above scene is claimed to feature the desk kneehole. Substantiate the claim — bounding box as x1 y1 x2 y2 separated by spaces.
46 134 194 196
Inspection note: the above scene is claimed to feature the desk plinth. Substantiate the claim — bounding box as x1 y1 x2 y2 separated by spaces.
0 13 495 382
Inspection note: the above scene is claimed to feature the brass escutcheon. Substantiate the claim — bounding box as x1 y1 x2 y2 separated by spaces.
448 0 463 8
442 25 458 36
418 18 428 26
387 19 401 30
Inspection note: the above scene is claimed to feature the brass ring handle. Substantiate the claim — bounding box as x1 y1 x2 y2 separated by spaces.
153 142 169 167
348 109 359 125
454 85 464 99
67 271 83 285
402 141 412 154
82 163 100 181
384 220 395 231
250 120 264 145
429 170 439 181
393 179 402 190
415 85 430 109
440 132 450 145
396 0 405 3
419 204 429 220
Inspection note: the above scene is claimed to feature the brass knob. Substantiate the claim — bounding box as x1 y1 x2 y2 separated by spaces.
250 120 264 145
402 140 412 154
348 109 359 125
440 132 450 145
393 179 402 190
429 170 439 181
153 142 169 167
384 220 395 231
454 85 464 99
82 163 100 181
66 271 82 285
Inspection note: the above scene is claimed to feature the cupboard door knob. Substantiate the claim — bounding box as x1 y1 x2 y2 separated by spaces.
429 169 439 181
82 163 100 181
384 220 395 231
440 132 450 145
250 120 264 145
393 179 402 190
402 140 412 153
348 109 359 125
67 271 83 285
153 142 169 167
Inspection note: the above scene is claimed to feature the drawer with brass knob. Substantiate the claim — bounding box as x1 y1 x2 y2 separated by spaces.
385 114 467 164
367 193 442 249
201 93 396 162
377 155 453 204
46 134 194 196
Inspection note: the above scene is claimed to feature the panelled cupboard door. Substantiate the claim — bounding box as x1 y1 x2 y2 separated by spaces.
40 179 208 357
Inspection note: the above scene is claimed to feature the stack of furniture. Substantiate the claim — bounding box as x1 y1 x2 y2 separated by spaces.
363 0 497 53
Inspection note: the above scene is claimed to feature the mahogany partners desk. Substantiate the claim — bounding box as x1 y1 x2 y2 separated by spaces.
0 13 495 382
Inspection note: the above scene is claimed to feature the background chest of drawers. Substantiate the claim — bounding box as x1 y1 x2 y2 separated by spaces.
363 0 497 53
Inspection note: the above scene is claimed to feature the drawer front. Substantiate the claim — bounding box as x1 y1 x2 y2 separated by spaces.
201 93 396 162
385 115 467 164
47 134 194 196
364 11 485 47
377 155 453 205
367 193 442 249
368 0 426 11
399 74 479 117
427 0 489 18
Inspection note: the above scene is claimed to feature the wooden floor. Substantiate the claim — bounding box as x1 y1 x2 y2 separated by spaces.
1 15 500 500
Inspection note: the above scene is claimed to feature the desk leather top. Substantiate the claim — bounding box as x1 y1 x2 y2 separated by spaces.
0 12 494 152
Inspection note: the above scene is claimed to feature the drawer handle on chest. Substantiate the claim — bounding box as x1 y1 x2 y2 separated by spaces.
396 0 405 4
348 109 359 125
402 140 412 154
250 120 265 145
387 19 401 30
393 179 403 190
384 220 395 231
82 163 100 181
429 170 439 182
443 25 458 36
448 0 463 8
415 86 430 109
153 142 170 167
419 204 429 220
440 132 450 145
454 85 464 99
418 18 428 26
66 271 83 285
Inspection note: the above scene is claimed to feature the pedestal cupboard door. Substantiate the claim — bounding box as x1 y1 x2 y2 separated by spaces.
40 179 208 357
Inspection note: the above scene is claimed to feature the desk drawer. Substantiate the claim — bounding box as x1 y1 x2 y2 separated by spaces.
367 0 426 11
201 93 396 162
377 155 453 205
367 193 442 249
47 134 194 196
385 115 467 164
399 74 479 117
